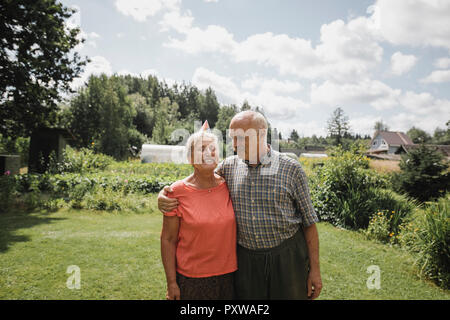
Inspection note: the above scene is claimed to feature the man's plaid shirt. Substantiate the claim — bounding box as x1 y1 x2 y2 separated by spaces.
216 148 319 250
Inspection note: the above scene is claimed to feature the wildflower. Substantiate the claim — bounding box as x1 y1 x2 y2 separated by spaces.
389 232 394 237
4 170 10 176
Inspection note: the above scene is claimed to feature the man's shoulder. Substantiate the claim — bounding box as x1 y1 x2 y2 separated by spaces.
275 151 303 172
222 155 240 166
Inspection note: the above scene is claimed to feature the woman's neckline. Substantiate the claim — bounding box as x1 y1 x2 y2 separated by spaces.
182 179 226 191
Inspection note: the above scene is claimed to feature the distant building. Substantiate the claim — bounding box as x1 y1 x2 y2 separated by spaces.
366 130 450 161
140 144 188 164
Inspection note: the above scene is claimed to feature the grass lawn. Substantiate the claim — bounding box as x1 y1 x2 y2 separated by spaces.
0 203 448 300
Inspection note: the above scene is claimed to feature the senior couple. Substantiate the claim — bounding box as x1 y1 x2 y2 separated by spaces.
159 111 322 300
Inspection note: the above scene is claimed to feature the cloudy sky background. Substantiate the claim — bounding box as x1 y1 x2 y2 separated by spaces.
62 0 450 138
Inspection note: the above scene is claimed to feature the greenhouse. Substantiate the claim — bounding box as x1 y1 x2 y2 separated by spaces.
140 144 188 164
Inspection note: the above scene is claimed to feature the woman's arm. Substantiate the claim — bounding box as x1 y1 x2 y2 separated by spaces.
160 215 180 300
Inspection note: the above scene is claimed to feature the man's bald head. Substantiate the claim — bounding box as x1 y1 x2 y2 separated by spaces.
230 110 268 130
229 110 269 163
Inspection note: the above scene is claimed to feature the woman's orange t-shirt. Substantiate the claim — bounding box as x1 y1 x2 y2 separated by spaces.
164 179 237 278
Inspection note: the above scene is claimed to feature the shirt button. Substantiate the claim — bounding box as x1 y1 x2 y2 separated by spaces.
251 199 255 203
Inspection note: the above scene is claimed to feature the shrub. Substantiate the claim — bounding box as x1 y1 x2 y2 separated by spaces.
52 146 115 174
392 144 449 202
366 188 418 237
398 194 449 289
310 147 390 229
366 210 394 243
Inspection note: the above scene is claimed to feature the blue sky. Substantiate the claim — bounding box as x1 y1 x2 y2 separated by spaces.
62 0 450 138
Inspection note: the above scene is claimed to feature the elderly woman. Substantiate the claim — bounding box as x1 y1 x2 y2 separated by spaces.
160 129 237 300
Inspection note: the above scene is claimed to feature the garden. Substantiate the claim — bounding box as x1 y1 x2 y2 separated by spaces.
0 144 449 299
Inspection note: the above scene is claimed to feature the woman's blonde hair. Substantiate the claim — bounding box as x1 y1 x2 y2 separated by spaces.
185 131 219 163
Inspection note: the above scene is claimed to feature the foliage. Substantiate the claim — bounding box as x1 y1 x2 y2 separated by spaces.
0 0 88 138
310 146 396 229
398 194 450 289
407 126 432 144
365 189 419 244
65 75 136 160
0 134 30 167
392 143 449 202
47 145 114 174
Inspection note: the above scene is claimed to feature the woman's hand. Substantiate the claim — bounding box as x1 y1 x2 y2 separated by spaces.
158 186 178 213
166 282 181 300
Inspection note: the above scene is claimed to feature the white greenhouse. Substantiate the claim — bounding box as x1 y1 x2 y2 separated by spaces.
140 144 188 164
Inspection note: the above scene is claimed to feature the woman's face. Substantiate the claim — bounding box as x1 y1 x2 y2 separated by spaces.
190 137 219 171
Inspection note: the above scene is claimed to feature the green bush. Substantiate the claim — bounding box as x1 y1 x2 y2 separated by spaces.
398 194 450 289
50 146 115 174
392 144 449 202
366 188 418 238
310 147 390 229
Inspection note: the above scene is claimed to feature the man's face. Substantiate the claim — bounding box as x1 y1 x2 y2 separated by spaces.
229 119 264 163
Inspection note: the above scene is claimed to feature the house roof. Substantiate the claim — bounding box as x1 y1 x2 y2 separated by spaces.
372 131 414 146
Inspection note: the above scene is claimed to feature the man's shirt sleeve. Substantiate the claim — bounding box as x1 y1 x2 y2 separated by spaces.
291 165 319 227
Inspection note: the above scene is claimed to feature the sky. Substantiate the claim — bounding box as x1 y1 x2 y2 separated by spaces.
61 0 450 138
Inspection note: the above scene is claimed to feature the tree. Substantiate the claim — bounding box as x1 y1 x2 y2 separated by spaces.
327 107 350 146
215 105 238 137
241 100 251 111
374 120 389 132
289 129 300 142
152 97 180 145
393 144 449 202
407 126 431 144
432 120 450 145
198 87 220 128
0 0 88 138
66 75 137 160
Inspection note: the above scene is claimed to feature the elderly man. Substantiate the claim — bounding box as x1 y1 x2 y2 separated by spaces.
158 111 322 300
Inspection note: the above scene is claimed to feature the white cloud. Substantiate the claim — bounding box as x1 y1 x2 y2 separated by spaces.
159 9 194 33
399 91 450 115
165 13 382 82
349 116 384 136
310 79 401 110
204 0 219 2
372 0 450 50
231 16 383 82
420 69 450 83
192 67 309 121
71 56 113 90
192 67 241 103
241 75 303 94
390 52 418 75
115 0 180 22
390 112 448 135
165 25 237 54
434 57 450 69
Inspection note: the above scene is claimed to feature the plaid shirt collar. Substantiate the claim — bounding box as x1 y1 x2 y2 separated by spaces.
242 144 273 167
